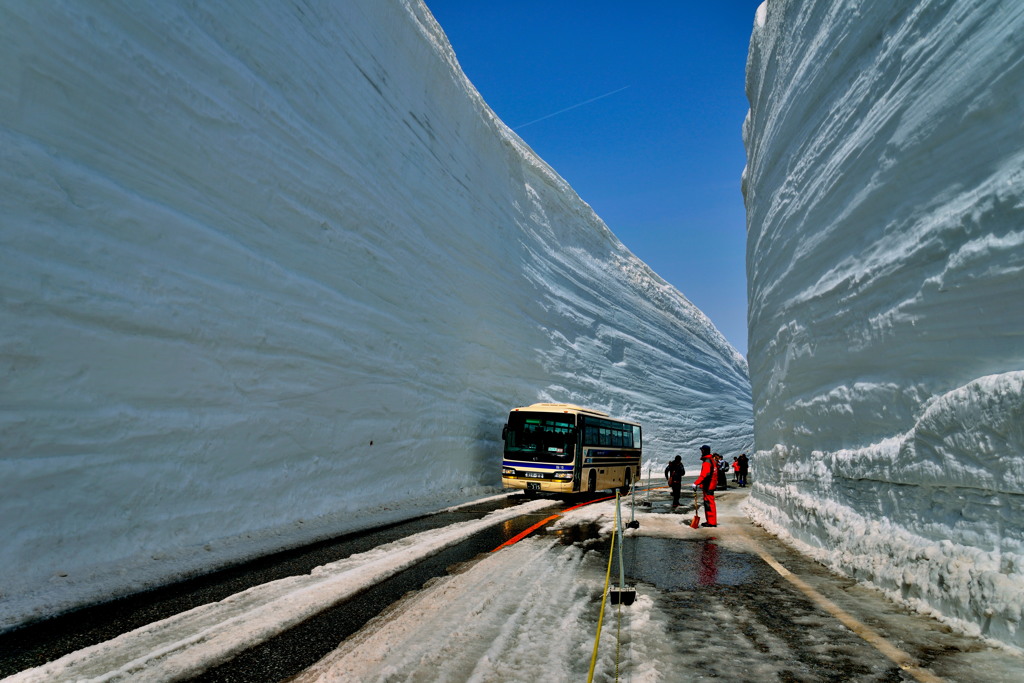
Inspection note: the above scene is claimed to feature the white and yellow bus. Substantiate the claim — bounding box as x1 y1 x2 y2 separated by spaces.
501 403 642 495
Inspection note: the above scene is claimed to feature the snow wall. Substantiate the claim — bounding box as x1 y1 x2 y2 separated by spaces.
0 1 752 629
743 0 1024 649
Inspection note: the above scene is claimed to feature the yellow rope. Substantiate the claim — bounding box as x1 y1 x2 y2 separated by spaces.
587 509 616 683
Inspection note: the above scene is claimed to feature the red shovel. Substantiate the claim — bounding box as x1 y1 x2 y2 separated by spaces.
689 488 701 529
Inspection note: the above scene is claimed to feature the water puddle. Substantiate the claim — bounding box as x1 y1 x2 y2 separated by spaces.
538 518 765 589
619 536 762 590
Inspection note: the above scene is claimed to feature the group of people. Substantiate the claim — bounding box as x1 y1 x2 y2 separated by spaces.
663 446 750 528
731 453 749 487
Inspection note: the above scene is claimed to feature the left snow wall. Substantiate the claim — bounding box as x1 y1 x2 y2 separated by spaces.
0 0 752 629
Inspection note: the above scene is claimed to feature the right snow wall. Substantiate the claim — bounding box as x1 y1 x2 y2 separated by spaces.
743 0 1024 649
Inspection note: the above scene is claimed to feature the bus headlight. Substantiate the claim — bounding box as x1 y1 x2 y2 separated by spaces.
502 468 516 476
553 471 573 479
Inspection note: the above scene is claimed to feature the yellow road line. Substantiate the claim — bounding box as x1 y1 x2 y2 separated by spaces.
735 527 944 683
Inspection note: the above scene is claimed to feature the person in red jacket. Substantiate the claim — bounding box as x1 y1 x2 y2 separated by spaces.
692 444 718 527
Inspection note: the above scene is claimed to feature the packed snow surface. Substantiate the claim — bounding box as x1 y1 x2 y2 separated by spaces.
0 0 751 629
743 0 1024 649
4 496 560 682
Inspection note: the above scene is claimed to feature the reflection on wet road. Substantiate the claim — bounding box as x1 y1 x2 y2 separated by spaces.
566 487 1023 683
624 536 763 589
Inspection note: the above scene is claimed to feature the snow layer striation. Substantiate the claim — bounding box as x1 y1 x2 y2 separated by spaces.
0 0 751 629
743 0 1024 649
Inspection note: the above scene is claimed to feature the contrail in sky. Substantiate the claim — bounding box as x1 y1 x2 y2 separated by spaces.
512 85 630 131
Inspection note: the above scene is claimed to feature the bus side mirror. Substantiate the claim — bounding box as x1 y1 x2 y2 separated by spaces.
501 425 508 440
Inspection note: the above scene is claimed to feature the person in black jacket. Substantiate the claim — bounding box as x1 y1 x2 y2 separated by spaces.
664 455 685 508
737 453 749 487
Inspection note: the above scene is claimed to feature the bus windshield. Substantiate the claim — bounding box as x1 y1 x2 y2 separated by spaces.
504 412 576 464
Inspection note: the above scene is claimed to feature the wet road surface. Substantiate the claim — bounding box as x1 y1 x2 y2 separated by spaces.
584 487 1022 682
3 487 1021 682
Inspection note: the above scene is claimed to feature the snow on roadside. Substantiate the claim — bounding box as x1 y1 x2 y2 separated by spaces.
743 0 1024 651
5 499 558 683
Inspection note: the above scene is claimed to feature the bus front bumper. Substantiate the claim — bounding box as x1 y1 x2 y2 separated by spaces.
502 477 575 494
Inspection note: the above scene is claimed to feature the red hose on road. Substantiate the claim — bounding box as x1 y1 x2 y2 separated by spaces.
491 495 615 551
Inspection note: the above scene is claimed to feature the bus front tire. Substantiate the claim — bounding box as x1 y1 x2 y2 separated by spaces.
587 470 597 494
620 468 632 495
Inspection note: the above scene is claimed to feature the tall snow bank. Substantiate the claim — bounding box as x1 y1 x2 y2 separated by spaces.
0 0 751 629
743 0 1024 649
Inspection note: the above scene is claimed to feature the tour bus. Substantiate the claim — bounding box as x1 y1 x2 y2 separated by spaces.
501 403 642 495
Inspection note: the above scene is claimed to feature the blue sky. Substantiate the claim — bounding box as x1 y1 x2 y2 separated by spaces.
426 1 763 356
